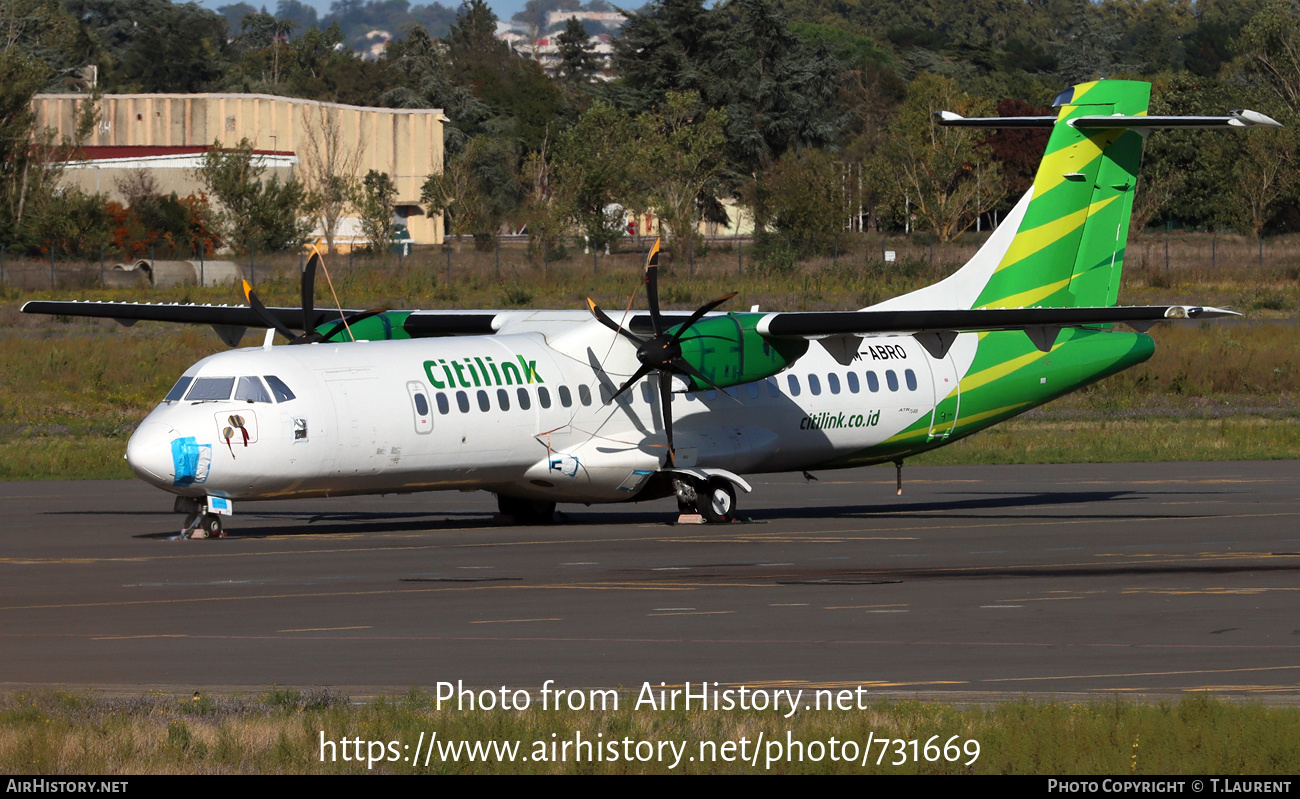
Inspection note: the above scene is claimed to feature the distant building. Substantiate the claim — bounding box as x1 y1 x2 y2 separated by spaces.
32 93 447 246
544 10 624 30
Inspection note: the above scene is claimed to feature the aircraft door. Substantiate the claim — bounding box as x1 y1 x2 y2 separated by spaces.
407 381 434 435
924 351 961 441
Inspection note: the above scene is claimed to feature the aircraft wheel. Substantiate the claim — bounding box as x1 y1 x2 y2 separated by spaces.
697 478 737 524
497 495 556 525
200 514 224 538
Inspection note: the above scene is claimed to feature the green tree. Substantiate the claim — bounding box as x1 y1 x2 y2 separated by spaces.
67 0 230 92
358 169 396 252
550 101 641 250
195 138 310 253
639 91 727 256
880 74 1004 242
422 134 523 248
556 17 598 84
613 0 842 175
1236 0 1300 115
745 147 844 246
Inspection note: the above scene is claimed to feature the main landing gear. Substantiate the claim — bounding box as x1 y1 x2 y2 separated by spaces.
674 475 738 524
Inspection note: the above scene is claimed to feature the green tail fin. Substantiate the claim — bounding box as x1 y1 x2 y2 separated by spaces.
974 80 1151 310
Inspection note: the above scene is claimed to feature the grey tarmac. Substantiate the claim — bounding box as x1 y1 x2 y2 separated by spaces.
2 460 1299 701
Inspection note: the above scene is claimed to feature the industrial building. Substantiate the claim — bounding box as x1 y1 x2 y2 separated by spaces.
32 93 447 247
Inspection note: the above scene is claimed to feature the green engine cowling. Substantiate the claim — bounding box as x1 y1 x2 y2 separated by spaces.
315 311 413 342
673 313 808 391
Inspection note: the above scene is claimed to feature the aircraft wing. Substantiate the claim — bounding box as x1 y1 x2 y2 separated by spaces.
755 304 1237 360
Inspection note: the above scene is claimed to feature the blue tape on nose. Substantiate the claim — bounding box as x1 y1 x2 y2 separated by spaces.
171 437 200 486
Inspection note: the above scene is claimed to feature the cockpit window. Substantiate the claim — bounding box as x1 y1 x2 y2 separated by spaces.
185 377 235 401
264 375 296 403
164 376 193 402
235 376 272 403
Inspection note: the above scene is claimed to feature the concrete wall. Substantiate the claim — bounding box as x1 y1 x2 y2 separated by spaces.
34 94 447 245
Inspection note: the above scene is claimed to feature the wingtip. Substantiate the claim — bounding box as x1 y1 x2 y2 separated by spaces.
241 280 252 302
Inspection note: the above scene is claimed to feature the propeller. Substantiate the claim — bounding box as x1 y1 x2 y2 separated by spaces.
586 238 737 467
242 249 386 344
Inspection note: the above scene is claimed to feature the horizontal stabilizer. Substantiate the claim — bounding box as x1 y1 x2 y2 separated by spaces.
936 110 1282 129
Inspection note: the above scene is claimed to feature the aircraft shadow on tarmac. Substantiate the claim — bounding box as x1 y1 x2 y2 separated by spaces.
43 486 1221 539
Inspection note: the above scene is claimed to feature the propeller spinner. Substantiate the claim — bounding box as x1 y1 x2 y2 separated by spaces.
586 239 737 466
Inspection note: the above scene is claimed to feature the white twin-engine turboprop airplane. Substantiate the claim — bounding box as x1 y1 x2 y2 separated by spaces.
24 81 1279 536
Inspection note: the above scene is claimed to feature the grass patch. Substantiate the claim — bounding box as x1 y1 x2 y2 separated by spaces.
914 416 1300 465
1 690 1296 774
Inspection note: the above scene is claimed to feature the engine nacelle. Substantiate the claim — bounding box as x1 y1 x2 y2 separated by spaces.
673 313 808 391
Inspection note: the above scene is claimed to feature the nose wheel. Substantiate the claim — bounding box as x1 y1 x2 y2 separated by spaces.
175 498 227 539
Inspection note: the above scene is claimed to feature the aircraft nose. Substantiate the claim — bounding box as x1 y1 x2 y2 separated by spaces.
125 421 178 486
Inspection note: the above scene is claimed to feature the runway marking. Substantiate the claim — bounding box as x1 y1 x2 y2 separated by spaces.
90 634 188 641
824 604 909 610
983 664 1300 683
647 611 733 617
999 596 1085 602
278 625 372 632
770 603 809 606
1123 586 1299 596
982 605 1024 608
469 618 562 624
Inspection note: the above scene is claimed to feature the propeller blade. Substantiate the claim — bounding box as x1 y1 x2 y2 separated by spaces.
669 292 738 345
643 238 663 336
658 374 675 468
609 363 655 403
672 359 743 403
586 297 643 346
301 248 320 332
243 280 299 343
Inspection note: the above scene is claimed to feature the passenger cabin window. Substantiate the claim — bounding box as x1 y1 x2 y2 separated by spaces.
767 379 779 398
456 390 470 413
847 372 860 393
787 375 801 396
264 375 296 403
886 370 899 392
538 387 552 408
746 383 761 399
516 388 531 410
164 376 192 402
905 369 918 391
497 388 511 411
578 385 592 406
808 375 821 396
828 374 841 394
185 376 234 401
559 386 573 407
477 390 490 412
234 376 272 403
436 394 450 414
866 371 880 392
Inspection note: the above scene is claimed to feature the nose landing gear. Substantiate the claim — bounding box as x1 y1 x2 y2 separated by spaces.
175 497 227 539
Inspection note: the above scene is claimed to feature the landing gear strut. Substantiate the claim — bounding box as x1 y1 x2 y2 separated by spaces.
674 476 738 523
